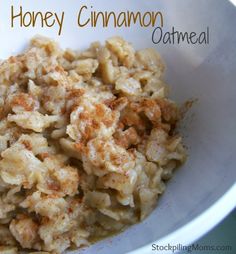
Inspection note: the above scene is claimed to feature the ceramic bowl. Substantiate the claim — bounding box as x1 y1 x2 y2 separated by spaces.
0 1 236 253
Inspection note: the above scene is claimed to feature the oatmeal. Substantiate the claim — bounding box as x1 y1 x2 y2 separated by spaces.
0 36 186 253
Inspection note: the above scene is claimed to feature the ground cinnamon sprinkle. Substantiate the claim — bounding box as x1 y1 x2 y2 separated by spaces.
21 140 32 150
11 93 34 111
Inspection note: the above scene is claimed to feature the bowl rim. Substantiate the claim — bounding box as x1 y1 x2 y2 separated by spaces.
127 183 236 254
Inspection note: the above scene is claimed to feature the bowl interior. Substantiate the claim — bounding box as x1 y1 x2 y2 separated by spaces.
0 1 236 253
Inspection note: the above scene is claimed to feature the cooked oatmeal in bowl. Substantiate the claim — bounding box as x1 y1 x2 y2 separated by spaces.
0 36 186 254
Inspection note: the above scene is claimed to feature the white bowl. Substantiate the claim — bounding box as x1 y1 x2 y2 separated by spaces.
0 0 236 253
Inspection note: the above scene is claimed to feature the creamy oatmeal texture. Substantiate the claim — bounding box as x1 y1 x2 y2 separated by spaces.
0 36 186 254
